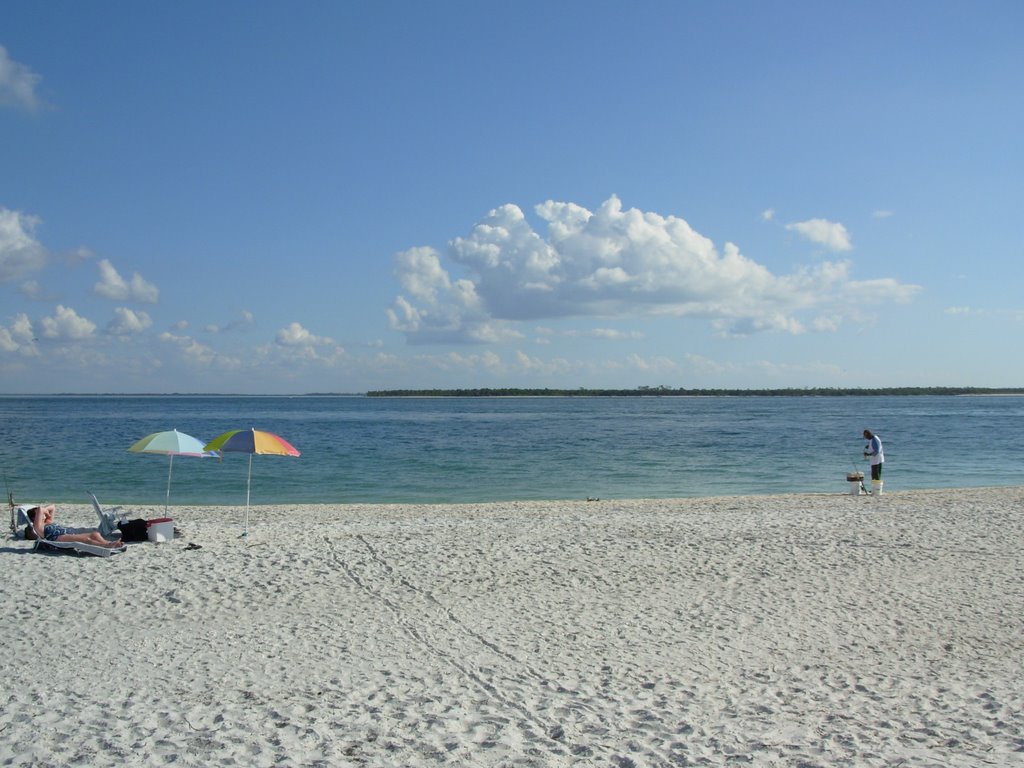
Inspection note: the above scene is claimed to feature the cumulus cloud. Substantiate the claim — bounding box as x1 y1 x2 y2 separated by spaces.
0 45 42 111
94 258 159 303
39 305 96 340
514 350 573 376
785 218 853 252
0 313 38 356
390 196 916 342
387 246 523 344
0 327 17 353
266 322 345 365
205 310 254 334
107 307 153 335
761 209 776 221
0 208 48 282
276 322 335 348
159 331 241 370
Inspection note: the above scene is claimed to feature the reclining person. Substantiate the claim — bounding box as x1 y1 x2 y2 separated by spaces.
25 504 124 549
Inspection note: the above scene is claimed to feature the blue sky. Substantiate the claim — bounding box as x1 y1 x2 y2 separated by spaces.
2 1 1022 394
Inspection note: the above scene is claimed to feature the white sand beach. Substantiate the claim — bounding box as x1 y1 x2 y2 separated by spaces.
2 487 1022 767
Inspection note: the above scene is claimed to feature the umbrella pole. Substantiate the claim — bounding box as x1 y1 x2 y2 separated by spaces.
242 453 252 538
165 454 174 516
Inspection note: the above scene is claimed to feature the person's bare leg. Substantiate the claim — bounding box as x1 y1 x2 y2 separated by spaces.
57 532 123 548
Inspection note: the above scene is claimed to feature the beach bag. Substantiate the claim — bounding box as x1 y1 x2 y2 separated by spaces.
117 518 149 542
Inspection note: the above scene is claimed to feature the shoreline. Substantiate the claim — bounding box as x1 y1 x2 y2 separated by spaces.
16 482 1024 511
4 486 1022 766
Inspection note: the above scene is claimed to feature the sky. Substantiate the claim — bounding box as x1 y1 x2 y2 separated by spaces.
1 1 1022 394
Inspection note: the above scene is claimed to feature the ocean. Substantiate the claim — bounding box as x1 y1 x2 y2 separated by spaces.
2 394 1022 507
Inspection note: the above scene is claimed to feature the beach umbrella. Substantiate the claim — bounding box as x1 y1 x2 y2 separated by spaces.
204 428 300 537
128 429 215 514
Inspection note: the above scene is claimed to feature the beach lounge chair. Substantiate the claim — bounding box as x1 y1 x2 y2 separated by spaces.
89 492 177 542
88 491 125 538
15 503 126 557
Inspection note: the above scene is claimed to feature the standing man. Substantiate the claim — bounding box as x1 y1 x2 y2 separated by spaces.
863 429 884 495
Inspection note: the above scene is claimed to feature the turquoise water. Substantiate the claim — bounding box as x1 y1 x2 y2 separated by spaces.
1 395 1022 506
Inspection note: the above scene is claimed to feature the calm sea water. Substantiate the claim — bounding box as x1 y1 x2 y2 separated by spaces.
1 395 1022 507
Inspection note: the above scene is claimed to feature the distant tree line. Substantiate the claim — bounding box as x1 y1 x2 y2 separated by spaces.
365 386 1024 398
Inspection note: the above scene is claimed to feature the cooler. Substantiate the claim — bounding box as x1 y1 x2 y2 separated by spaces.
146 517 175 542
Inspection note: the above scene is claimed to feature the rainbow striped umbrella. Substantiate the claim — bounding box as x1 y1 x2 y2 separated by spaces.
204 428 300 537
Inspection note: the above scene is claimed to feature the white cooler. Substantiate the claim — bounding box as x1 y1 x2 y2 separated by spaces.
146 518 175 542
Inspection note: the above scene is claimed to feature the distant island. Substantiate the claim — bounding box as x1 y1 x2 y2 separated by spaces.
366 386 1024 397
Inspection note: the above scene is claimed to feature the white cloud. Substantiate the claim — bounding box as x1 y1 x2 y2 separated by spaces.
10 314 35 343
811 315 842 332
785 218 853 252
514 350 573 376
205 310 254 334
683 352 735 375
761 208 776 221
276 322 335 348
840 276 920 305
0 327 17 353
624 353 679 373
563 328 645 340
391 196 915 342
39 305 96 340
872 210 894 219
412 350 505 373
267 322 345 365
158 331 189 344
0 313 39 356
94 258 159 303
0 45 42 111
107 307 153 335
387 247 523 344
181 339 221 367
0 208 48 282
159 331 241 370
713 313 806 337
